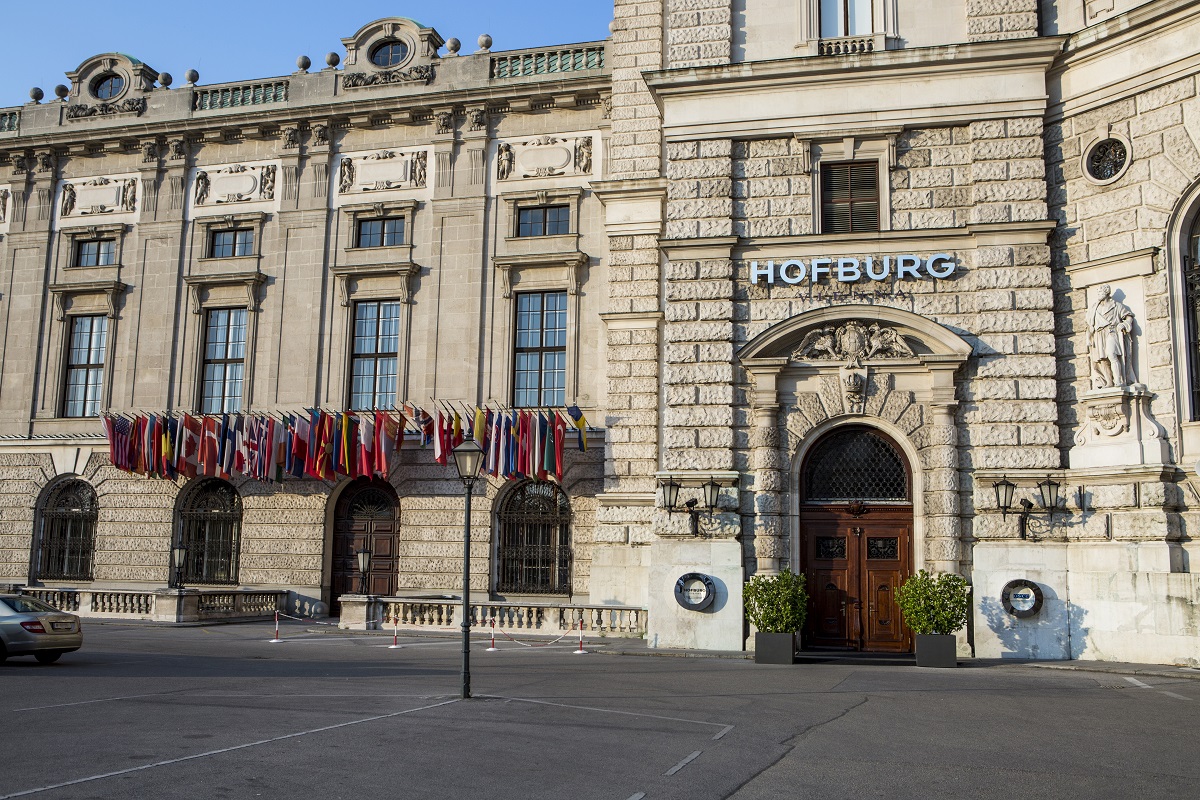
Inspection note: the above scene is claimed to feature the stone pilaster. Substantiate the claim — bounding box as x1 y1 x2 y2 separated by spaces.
667 0 733 68
747 366 788 575
610 0 664 180
966 0 1040 42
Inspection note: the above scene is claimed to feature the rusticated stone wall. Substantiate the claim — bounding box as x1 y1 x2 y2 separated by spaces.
610 0 665 180
1047 74 1200 455
666 0 733 68
966 0 1040 42
731 138 812 238
0 447 602 600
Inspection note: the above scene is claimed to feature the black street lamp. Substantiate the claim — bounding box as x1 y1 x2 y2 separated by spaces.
659 477 726 537
356 545 372 595
171 544 188 589
451 435 485 700
993 475 1062 539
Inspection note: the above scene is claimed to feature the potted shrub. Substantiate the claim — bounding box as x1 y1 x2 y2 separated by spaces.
744 569 808 664
895 570 970 668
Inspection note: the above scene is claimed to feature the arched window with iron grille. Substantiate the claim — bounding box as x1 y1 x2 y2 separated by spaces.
802 427 910 503
496 481 572 595
176 479 242 586
36 479 99 581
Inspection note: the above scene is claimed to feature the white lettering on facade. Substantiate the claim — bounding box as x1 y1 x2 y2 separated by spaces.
748 254 959 285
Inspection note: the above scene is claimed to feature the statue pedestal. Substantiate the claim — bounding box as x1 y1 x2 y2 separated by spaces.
1069 385 1168 469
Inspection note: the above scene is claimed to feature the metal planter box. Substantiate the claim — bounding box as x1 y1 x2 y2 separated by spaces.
754 632 796 664
915 633 957 668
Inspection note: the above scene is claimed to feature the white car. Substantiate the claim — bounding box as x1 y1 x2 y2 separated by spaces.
0 594 83 664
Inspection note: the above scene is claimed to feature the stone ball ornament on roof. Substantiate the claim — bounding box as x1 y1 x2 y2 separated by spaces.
29 87 43 103
184 69 199 85
157 72 172 89
445 37 461 55
54 84 69 100
325 52 340 68
477 34 492 52
297 55 312 72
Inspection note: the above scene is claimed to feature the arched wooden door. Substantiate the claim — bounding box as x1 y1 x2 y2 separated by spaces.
331 479 399 614
799 427 914 653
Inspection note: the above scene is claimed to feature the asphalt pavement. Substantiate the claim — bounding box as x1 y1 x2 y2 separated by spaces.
1 620 1197 800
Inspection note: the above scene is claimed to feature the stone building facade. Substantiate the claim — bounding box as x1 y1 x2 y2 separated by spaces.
2 2 1200 664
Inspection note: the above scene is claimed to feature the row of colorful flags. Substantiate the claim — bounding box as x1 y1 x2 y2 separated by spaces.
99 404 590 484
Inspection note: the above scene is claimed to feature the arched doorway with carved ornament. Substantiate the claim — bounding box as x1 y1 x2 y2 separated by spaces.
799 425 914 653
330 478 399 615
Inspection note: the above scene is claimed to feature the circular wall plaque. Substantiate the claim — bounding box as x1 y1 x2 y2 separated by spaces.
674 572 717 611
1001 579 1044 619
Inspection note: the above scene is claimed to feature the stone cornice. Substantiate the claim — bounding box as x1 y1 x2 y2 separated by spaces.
735 220 1056 257
643 37 1065 141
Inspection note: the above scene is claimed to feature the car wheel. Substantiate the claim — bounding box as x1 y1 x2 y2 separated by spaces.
34 652 61 664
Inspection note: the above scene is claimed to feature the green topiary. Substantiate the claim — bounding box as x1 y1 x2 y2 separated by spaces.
743 569 808 634
895 570 971 636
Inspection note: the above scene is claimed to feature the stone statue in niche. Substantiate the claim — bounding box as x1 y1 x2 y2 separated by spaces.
412 151 427 188
259 166 276 200
60 183 76 217
338 158 355 194
1088 283 1135 389
497 143 514 180
194 171 210 205
121 178 137 212
575 136 592 174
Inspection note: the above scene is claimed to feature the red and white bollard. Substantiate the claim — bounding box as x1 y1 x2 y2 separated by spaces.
269 610 283 643
388 615 402 649
573 617 587 655
486 618 499 652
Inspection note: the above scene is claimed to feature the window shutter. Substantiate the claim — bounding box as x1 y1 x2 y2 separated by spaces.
821 162 880 234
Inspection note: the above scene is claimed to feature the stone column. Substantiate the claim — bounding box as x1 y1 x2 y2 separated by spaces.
747 364 788 574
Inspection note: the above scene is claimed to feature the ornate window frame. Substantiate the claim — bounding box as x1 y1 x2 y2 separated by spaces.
181 272 265 412
174 479 243 587
194 211 267 265
42 280 124 420
60 223 128 270
797 0 899 56
808 135 896 235
1080 131 1133 187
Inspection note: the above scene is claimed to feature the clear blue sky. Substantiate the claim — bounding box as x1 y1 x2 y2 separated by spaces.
2 1 613 107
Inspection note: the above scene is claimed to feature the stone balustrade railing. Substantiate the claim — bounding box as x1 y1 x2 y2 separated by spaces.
491 45 606 79
0 110 18 133
818 36 875 55
340 595 646 638
18 587 286 623
193 80 289 111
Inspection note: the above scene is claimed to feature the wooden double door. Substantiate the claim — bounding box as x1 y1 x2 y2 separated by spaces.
331 480 399 615
801 506 913 653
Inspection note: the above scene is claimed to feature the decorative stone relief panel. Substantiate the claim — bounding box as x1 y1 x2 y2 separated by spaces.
332 147 433 208
56 174 142 225
187 161 281 219
492 132 601 189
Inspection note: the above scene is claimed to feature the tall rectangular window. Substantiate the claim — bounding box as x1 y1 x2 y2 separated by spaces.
75 239 116 267
517 205 570 237
209 229 254 258
821 162 879 234
820 0 873 38
350 301 400 410
63 315 107 418
356 218 405 248
200 309 247 413
514 291 567 407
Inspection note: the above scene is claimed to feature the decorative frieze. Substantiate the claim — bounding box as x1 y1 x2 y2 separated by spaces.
66 97 147 119
336 149 429 196
57 175 140 220
793 321 916 368
342 64 434 88
189 161 281 215
495 133 599 182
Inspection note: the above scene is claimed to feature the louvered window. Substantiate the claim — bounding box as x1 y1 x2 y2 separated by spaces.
821 162 879 234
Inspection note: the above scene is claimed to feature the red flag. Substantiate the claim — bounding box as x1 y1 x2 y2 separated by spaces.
554 412 567 481
179 414 201 478
433 411 447 465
